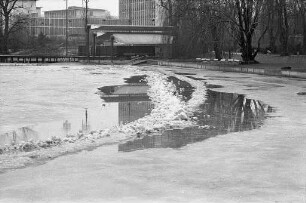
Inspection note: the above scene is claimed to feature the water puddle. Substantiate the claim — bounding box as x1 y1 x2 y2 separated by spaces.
119 90 273 152
206 84 223 89
175 72 197 76
167 76 194 101
186 76 206 81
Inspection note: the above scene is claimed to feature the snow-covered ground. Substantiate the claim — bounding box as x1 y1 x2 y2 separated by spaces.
0 64 305 202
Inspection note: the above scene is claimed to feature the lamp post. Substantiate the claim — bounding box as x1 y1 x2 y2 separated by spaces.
128 0 131 25
93 33 97 57
110 35 114 64
83 0 90 62
65 0 68 57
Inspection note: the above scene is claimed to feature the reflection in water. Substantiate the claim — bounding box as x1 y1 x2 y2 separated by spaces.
123 75 147 84
0 108 92 147
119 90 273 152
81 108 91 134
195 90 273 132
63 120 71 134
168 76 194 101
0 127 39 146
0 75 155 147
98 77 155 125
119 101 154 125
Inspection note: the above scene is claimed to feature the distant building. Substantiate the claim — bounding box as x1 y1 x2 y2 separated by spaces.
119 0 156 26
29 17 128 39
29 6 128 38
14 0 41 16
44 6 110 19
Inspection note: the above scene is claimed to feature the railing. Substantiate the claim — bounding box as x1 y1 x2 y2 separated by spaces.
0 55 112 63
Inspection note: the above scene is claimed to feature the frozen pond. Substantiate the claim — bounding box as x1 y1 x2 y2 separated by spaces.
0 64 139 146
0 64 271 150
0 64 305 202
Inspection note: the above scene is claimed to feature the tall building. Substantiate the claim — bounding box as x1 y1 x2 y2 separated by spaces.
119 0 156 26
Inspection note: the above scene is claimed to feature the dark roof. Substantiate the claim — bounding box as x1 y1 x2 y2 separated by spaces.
44 6 106 13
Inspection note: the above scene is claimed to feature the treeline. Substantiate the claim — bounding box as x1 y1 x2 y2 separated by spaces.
157 0 306 62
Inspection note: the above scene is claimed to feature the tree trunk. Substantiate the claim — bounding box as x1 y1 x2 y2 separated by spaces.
277 0 289 56
240 33 256 62
267 0 277 53
235 0 260 63
211 25 222 60
0 29 3 53
3 14 9 54
269 28 277 53
302 14 306 54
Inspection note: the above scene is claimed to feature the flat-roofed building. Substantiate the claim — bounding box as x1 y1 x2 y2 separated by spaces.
29 17 128 38
13 0 41 16
29 6 129 38
119 0 156 26
44 6 110 19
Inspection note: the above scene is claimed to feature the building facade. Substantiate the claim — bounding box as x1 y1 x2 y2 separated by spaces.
29 6 128 38
44 6 110 19
119 0 156 26
14 0 41 16
29 17 128 38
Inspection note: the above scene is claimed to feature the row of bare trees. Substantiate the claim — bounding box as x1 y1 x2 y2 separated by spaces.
157 0 306 63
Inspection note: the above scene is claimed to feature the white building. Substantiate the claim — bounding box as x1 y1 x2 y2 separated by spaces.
44 6 110 19
14 0 41 17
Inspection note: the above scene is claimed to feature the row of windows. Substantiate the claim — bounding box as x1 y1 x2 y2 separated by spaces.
45 10 108 19
119 0 156 26
30 27 85 36
45 10 79 18
30 18 128 28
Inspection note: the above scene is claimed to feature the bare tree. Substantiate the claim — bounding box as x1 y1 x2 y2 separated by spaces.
227 0 267 63
156 0 194 57
0 0 29 54
276 0 290 55
196 0 225 60
265 0 278 53
295 0 306 54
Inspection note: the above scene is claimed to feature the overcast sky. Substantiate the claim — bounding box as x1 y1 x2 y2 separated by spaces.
37 0 119 16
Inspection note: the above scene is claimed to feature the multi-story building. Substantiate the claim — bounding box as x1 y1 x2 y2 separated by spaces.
29 16 128 39
44 6 110 19
14 0 41 17
119 0 156 26
29 6 128 38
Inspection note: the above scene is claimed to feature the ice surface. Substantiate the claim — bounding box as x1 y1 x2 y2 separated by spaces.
0 64 207 172
0 64 134 143
0 65 305 202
